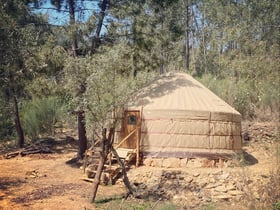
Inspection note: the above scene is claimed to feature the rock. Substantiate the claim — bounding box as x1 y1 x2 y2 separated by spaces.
208 177 216 183
205 183 222 189
196 179 207 188
201 159 216 168
214 193 231 200
162 158 180 168
173 194 188 202
151 158 163 167
214 186 228 193
85 168 96 178
180 158 189 167
184 176 194 183
228 190 244 196
187 158 202 168
226 184 236 191
193 172 200 177
152 170 163 177
220 172 230 180
212 169 223 175
143 158 153 166
253 191 260 200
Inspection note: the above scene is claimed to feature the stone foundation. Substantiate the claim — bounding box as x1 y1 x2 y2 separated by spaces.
143 157 236 168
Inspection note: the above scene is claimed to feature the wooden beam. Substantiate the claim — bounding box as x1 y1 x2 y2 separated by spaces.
136 126 140 167
115 128 137 149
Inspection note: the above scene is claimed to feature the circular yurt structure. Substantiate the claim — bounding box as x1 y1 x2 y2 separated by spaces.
116 72 242 159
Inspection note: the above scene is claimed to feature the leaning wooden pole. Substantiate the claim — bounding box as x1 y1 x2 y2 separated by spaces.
90 128 106 203
90 128 115 203
111 147 135 198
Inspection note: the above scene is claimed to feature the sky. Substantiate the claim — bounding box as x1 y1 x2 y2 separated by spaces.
33 0 99 25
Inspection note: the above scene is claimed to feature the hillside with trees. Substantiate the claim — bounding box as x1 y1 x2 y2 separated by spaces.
1 0 278 147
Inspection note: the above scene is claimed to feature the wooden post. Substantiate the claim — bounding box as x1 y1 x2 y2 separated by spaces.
136 126 140 167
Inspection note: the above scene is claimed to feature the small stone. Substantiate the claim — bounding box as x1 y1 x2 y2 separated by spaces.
228 190 244 196
220 172 230 180
205 183 222 189
193 172 200 177
180 158 189 167
184 176 193 183
143 158 153 166
253 191 260 200
226 184 236 191
214 193 231 200
197 180 207 188
212 169 223 175
162 158 180 168
215 186 228 193
152 158 163 167
208 177 216 183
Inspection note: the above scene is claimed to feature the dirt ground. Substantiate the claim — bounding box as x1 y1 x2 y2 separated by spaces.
0 121 279 210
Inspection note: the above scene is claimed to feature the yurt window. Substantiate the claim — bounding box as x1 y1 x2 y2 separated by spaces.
128 115 137 125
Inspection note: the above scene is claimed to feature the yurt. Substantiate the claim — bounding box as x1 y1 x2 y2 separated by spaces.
115 72 242 159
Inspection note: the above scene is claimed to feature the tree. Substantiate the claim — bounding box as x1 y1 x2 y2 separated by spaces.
39 0 111 158
0 0 47 147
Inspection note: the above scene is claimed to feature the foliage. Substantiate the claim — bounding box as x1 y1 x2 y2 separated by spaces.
198 74 254 118
63 42 156 137
1 0 279 143
21 96 67 140
0 100 14 140
274 201 280 210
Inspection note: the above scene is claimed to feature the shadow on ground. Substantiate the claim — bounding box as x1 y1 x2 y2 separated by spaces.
0 177 27 201
242 150 259 165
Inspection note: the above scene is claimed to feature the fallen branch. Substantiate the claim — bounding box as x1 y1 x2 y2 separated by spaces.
3 144 52 159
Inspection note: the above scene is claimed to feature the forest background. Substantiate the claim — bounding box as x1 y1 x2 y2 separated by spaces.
0 0 279 157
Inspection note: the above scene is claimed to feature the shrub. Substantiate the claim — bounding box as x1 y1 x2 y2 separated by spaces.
0 101 14 140
198 74 255 119
21 96 66 140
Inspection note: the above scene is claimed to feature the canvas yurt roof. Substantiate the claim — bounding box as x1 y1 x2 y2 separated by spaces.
121 72 242 158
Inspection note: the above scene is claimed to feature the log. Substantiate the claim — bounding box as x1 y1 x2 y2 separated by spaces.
3 144 52 159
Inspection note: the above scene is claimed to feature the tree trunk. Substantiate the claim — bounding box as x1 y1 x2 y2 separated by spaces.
185 0 190 70
68 0 88 158
9 81 24 148
69 0 78 57
13 95 24 148
90 128 111 203
90 127 134 203
90 147 106 202
77 111 87 159
90 0 109 55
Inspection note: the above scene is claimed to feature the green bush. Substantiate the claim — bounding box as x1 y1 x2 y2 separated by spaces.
231 79 254 118
197 74 254 119
274 201 280 210
21 96 66 140
0 102 14 140
259 81 280 113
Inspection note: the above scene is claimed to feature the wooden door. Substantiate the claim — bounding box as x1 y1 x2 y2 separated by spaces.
121 110 140 149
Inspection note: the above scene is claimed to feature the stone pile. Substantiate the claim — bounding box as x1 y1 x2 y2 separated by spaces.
126 168 264 208
143 157 236 168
